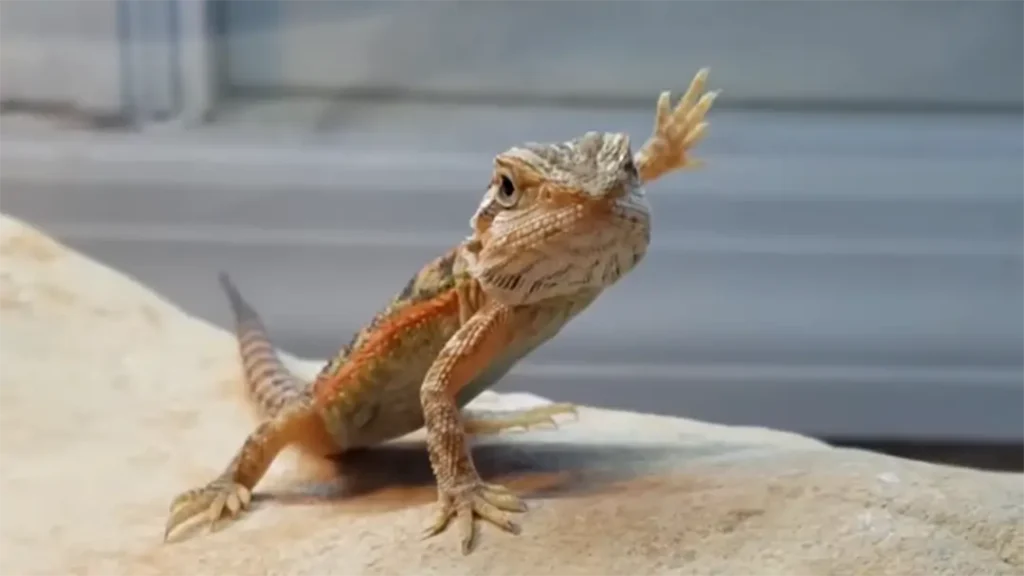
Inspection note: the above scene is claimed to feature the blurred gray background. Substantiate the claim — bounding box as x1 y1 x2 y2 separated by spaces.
1 1 1022 467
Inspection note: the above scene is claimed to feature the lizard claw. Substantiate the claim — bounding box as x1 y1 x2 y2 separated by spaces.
637 67 719 181
164 478 252 542
462 402 579 436
654 67 718 170
421 480 527 555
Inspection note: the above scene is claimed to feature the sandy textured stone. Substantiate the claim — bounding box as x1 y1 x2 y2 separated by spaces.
0 213 1021 576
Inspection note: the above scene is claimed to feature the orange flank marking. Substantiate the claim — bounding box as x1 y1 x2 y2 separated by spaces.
311 288 462 399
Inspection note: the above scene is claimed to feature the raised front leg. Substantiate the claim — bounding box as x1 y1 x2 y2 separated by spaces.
634 67 719 184
163 400 332 541
419 302 529 554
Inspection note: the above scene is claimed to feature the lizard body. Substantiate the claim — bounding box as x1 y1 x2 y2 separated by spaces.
165 68 718 554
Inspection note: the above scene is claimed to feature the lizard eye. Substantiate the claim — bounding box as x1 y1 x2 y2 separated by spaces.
495 174 520 208
623 158 638 179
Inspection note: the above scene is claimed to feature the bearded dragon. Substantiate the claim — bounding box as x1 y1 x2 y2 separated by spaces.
164 68 718 554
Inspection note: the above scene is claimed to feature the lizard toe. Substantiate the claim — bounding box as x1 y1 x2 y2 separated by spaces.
164 479 251 542
462 403 579 436
422 481 526 555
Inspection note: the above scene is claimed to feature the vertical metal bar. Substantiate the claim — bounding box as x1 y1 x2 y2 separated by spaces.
116 0 138 124
119 0 181 127
174 0 218 125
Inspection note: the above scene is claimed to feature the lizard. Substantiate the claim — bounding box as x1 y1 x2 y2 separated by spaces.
163 67 718 555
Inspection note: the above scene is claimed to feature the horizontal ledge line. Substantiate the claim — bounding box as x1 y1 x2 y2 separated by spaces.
6 174 1019 204
0 138 479 170
0 134 1019 168
221 84 1024 116
42 222 1022 257
509 361 1023 388
3 144 1019 202
3 137 1018 167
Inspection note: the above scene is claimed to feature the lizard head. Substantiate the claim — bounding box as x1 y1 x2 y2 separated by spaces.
462 130 651 306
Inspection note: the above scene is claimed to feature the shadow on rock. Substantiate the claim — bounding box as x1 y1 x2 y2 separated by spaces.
258 437 777 512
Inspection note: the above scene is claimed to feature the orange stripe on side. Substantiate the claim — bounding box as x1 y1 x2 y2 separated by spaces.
312 287 463 400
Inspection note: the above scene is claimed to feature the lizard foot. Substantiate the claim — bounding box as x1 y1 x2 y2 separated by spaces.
164 478 252 542
636 67 719 181
421 480 526 554
462 402 578 436
654 67 718 170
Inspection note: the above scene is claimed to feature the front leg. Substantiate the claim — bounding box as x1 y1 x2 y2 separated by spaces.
419 302 529 554
634 67 719 184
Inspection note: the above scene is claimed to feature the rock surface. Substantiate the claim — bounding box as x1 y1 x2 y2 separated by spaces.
0 213 1021 575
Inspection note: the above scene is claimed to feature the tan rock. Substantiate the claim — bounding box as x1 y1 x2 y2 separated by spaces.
0 213 1020 576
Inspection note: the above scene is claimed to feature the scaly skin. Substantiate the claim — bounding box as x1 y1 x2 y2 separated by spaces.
164 68 718 554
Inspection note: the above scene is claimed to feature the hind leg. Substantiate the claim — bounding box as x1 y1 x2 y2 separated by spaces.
461 403 578 436
163 400 334 542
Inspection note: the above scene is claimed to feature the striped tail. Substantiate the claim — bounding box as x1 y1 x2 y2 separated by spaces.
218 272 310 419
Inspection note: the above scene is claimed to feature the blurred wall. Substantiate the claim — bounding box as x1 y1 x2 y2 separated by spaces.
1 1 1021 123
0 0 125 116
223 1 1024 109
0 0 211 123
